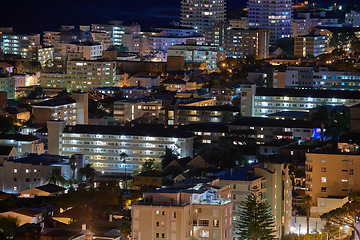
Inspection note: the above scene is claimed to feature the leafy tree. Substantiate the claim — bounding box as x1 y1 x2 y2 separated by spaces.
311 106 329 141
0 216 19 238
46 168 67 186
275 38 294 56
160 147 178 170
321 200 360 239
119 220 131 238
0 116 16 134
56 89 71 98
0 197 17 213
301 195 312 235
120 152 129 190
328 108 350 139
27 86 43 99
236 188 276 240
141 159 160 172
79 164 96 186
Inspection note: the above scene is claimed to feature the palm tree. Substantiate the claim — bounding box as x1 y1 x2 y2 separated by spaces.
78 164 96 186
301 195 312 235
46 168 67 186
69 156 77 182
120 152 128 190
160 147 178 170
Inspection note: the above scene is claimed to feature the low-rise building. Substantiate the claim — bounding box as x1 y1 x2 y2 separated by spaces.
19 183 66 198
47 122 195 173
0 154 71 193
294 35 329 57
32 93 88 125
0 134 44 155
57 42 103 60
128 75 160 88
131 181 232 240
167 42 225 71
0 209 42 225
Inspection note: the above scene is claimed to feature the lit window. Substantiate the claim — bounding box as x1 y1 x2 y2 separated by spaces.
321 177 326 183
14 169 17 173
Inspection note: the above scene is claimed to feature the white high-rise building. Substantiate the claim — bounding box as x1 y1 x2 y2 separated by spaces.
247 0 292 43
180 0 226 34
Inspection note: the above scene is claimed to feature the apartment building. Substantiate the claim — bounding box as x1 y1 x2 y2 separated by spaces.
180 0 226 34
91 21 126 46
26 45 54 67
215 164 292 239
345 10 360 27
240 85 360 117
247 0 292 43
0 154 72 193
95 86 151 99
90 31 113 50
132 181 232 240
305 150 360 205
292 13 321 37
32 93 88 126
113 97 162 122
155 26 196 37
148 36 205 62
67 59 116 90
294 35 329 57
57 42 103 60
128 75 160 88
228 117 314 144
114 97 215 122
0 75 15 99
205 24 269 59
0 33 39 57
229 18 248 29
167 43 225 71
43 31 61 46
285 67 360 90
47 122 195 173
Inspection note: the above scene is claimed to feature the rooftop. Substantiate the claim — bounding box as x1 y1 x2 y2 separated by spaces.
64 124 195 138
230 117 313 128
0 134 39 142
33 97 75 107
256 88 360 99
35 184 66 193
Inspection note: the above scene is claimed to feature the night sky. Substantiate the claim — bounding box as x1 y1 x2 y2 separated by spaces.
0 0 353 34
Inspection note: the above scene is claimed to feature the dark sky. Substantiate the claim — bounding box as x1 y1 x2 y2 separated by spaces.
0 0 353 33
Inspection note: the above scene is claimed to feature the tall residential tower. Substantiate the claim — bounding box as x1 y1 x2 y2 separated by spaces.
247 0 292 43
181 0 226 34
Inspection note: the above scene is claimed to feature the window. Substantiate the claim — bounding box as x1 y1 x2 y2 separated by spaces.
233 195 236 200
162 211 165 215
233 184 236 189
156 222 159 227
198 220 209 226
342 179 348 182
156 210 160 215
321 202 325 207
13 169 17 173
156 233 159 238
321 187 326 192
193 220 197 226
13 178 17 182
173 212 177 219
199 230 209 238
349 169 354 175
321 158 326 163
321 177 326 183
321 167 326 172
213 219 219 227
162 233 165 238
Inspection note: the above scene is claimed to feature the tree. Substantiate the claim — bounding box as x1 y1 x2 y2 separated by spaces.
141 159 160 172
321 200 360 239
46 168 67 186
301 195 312 235
69 156 77 182
311 106 329 141
120 152 129 190
119 220 131 239
0 116 16 134
0 216 19 238
79 164 96 186
160 147 178 170
236 188 276 240
328 108 350 139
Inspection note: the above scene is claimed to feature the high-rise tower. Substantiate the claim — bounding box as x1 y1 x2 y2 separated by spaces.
247 0 292 44
181 0 226 34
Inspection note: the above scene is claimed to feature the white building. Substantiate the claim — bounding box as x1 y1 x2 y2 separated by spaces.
57 42 103 60
180 0 226 34
0 76 15 99
47 122 195 173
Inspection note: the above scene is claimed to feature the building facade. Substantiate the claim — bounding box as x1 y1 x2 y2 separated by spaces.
294 35 329 57
180 0 226 34
47 122 195 173
247 0 292 43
